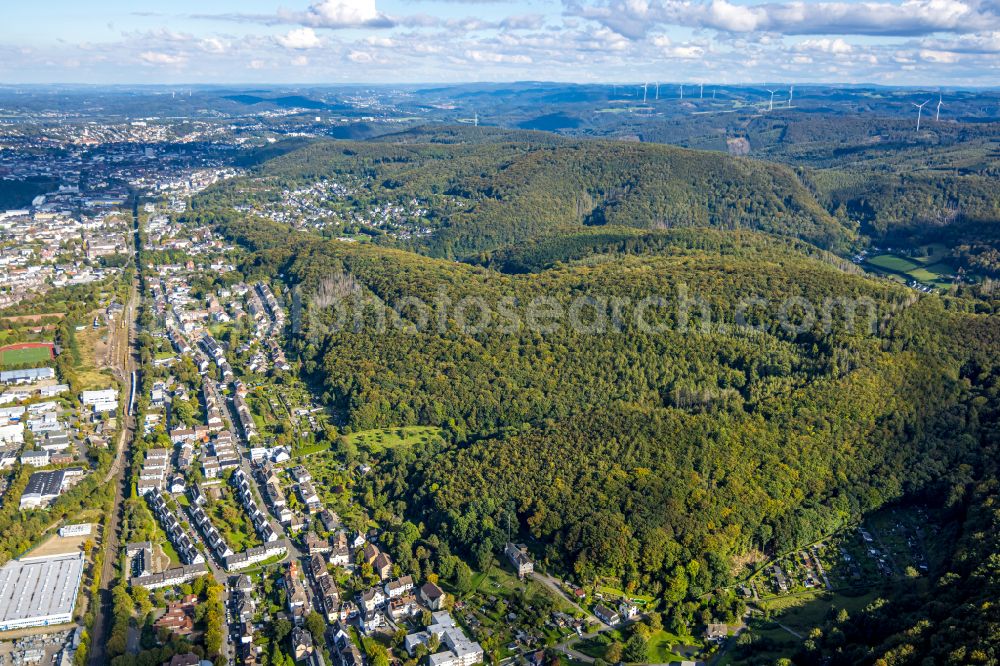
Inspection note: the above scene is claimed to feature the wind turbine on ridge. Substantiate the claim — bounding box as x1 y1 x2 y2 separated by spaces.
935 95 943 121
913 99 930 131
765 89 777 112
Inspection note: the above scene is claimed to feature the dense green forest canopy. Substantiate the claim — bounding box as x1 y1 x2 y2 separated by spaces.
199 120 1000 279
210 214 997 602
189 122 1000 663
195 135 853 258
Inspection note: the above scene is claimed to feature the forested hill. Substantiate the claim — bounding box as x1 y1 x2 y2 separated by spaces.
194 132 853 258
478 225 864 275
372 124 567 145
208 214 998 613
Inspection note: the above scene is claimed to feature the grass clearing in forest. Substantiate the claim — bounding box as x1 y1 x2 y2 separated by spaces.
345 426 444 453
864 249 963 289
759 589 878 634
866 254 920 273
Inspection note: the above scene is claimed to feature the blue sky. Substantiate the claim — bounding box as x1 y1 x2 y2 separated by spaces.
1 0 999 85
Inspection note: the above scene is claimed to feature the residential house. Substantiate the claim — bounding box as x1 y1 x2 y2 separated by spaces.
504 542 534 579
419 582 446 611
594 604 620 626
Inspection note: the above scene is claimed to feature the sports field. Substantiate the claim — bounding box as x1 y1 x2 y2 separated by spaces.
0 343 54 368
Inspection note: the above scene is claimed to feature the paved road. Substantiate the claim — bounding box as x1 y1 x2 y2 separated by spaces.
529 571 605 627
552 616 648 664
555 640 596 664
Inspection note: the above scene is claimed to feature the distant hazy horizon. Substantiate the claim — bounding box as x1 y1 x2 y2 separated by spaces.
1 81 997 90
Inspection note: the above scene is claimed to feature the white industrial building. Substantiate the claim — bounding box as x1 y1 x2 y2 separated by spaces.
0 552 85 631
80 389 117 406
0 423 23 445
58 524 91 538
0 368 55 385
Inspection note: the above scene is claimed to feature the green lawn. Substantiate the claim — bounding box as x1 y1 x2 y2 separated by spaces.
864 249 961 289
207 488 262 552
646 630 694 663
596 582 655 604
717 622 798 665
160 539 181 568
866 254 920 272
345 426 444 453
758 589 878 634
293 442 330 457
924 262 956 275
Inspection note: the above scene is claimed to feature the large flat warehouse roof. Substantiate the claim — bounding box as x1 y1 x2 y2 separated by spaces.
0 552 84 631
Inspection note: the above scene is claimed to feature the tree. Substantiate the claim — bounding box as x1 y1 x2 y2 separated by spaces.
453 560 473 594
605 642 624 663
273 618 293 643
647 611 663 633
304 611 326 644
623 633 648 663
362 637 389 666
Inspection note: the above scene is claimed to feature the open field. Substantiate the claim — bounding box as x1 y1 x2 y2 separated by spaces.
26 526 93 559
345 426 444 453
863 246 965 289
74 322 114 390
866 254 921 272
575 628 697 664
758 589 878 632
0 347 52 367
0 313 65 324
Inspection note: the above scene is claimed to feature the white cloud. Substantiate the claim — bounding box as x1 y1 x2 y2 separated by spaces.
588 26 632 50
276 27 323 49
500 14 547 30
795 38 854 54
298 0 393 28
464 49 533 63
651 34 706 57
706 0 761 32
348 49 374 62
139 51 185 65
200 37 228 53
919 48 961 61
566 0 1000 38
921 30 1000 52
